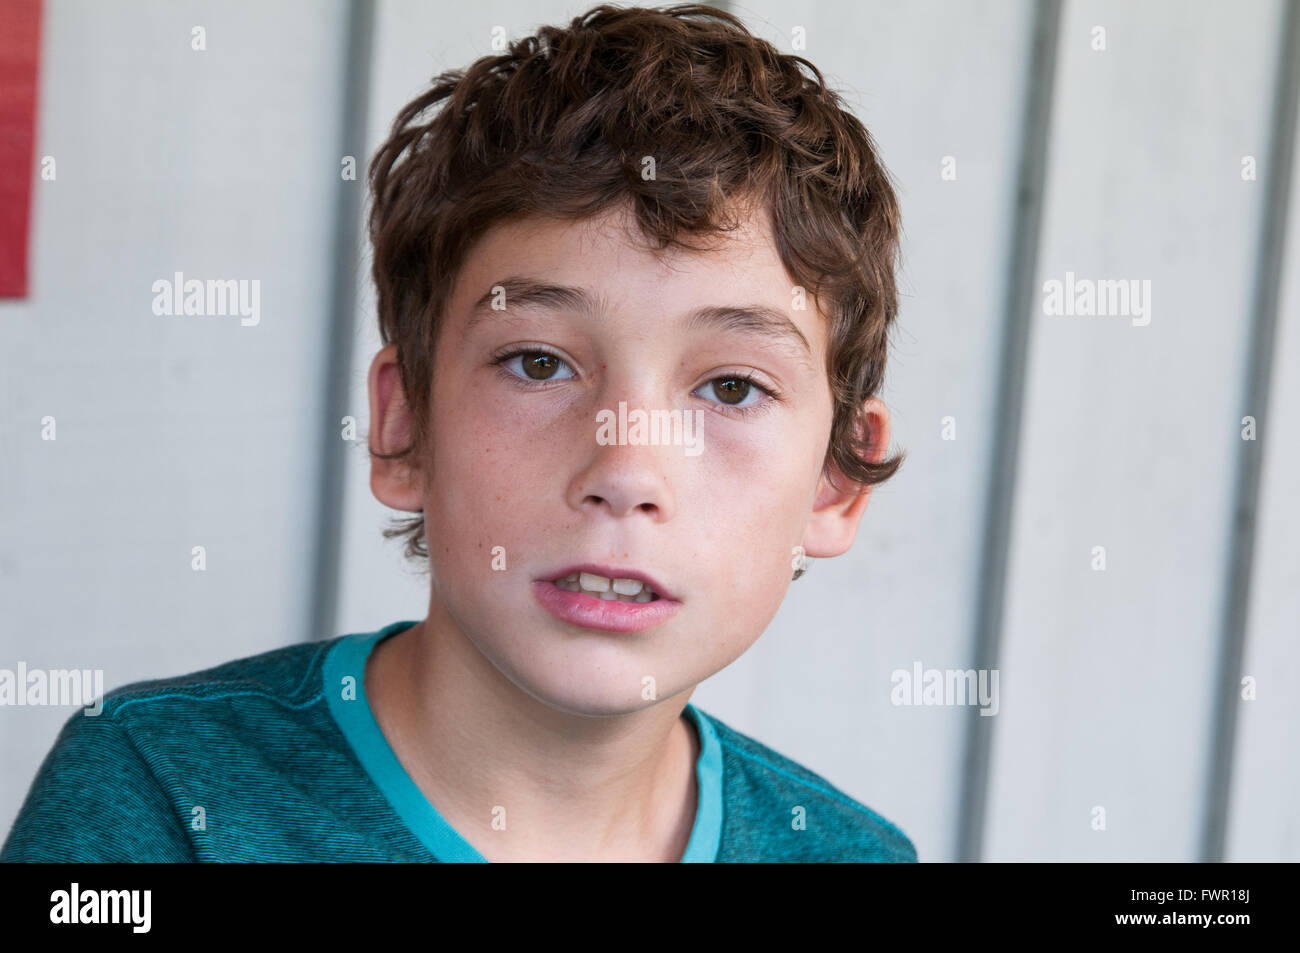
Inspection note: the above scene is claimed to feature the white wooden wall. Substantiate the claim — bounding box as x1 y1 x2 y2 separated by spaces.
984 0 1285 862
1 0 351 834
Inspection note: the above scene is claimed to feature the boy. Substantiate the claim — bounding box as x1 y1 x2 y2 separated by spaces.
2 3 914 862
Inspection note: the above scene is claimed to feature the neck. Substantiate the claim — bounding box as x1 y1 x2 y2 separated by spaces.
365 603 699 862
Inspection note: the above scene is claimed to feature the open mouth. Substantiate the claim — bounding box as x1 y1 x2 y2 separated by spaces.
551 571 660 603
533 567 679 633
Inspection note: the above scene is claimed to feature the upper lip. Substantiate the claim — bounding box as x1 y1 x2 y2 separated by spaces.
541 563 679 602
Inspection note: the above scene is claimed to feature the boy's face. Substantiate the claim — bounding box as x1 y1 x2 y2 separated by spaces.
369 200 888 716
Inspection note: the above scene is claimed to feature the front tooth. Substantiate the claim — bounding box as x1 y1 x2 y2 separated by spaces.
579 572 611 592
612 578 643 596
598 590 617 600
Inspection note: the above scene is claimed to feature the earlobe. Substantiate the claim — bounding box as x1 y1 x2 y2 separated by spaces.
800 397 891 559
367 345 424 512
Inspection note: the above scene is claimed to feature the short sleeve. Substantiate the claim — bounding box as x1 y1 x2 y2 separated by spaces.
1 708 197 862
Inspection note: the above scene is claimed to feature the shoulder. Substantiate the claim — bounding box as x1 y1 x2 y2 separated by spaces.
48 634 345 789
99 636 340 719
699 707 917 863
1 637 345 862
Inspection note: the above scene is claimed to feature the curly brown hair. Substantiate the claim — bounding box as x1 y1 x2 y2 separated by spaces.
367 2 904 565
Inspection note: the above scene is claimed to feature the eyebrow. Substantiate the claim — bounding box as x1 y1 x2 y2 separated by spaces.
466 276 813 361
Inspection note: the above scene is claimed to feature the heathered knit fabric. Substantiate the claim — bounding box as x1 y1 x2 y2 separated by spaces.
2 621 916 863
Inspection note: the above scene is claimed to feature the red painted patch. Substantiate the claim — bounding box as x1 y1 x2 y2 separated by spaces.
0 0 41 298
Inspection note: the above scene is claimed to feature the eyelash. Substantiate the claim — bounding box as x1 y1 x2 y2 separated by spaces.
490 346 783 418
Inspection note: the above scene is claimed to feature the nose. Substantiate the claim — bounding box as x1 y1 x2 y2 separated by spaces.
566 429 677 523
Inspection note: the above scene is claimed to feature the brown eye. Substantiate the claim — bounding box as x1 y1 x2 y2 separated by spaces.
711 377 750 404
500 349 575 383
522 353 560 379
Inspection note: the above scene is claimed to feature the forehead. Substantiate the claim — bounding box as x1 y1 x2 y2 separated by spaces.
446 200 825 343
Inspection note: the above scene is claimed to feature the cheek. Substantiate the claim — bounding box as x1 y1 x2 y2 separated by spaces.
422 380 577 564
692 410 824 530
684 415 825 617
428 428 507 530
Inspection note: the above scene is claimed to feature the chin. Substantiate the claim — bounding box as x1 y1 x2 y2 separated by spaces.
451 591 700 717
526 690 662 719
492 645 682 719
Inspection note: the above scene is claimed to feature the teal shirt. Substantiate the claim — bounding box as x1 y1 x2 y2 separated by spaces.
2 620 917 862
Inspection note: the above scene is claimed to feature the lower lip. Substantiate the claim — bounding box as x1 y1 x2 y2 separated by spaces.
531 580 681 633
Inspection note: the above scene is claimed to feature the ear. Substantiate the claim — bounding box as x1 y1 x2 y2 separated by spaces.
367 344 425 512
801 397 891 559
